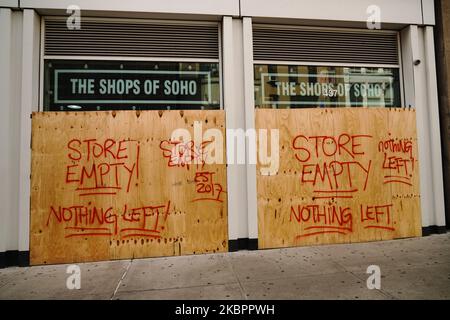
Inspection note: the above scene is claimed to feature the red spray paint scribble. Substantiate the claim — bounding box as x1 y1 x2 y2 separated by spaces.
120 228 160 234
364 226 395 231
48 201 171 239
360 204 395 232
378 137 413 158
299 161 371 194
383 175 412 186
292 134 373 162
314 189 358 193
290 204 352 227
312 189 359 200
360 204 392 224
65 138 140 196
192 171 226 203
159 139 213 171
290 204 353 240
65 233 112 238
379 136 416 186
65 226 109 231
313 195 354 199
383 180 413 186
384 175 410 180
78 192 117 197
304 226 352 232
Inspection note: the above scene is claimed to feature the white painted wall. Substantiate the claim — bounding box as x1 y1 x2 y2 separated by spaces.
241 0 425 25
18 9 41 253
14 0 433 27
0 8 13 255
0 8 22 255
423 26 446 226
422 0 436 25
413 25 434 228
401 25 446 228
20 0 240 16
0 1 18 8
7 11 23 251
401 27 416 108
223 17 249 241
242 17 258 240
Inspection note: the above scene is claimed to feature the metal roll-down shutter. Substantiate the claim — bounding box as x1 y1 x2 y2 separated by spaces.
253 25 399 65
44 18 219 59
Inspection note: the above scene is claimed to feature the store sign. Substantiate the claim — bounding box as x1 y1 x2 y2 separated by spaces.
54 70 211 104
261 73 394 106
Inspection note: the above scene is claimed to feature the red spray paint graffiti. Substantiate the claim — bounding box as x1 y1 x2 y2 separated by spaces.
65 138 140 195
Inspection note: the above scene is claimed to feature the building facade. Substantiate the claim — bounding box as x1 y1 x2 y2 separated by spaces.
0 0 447 267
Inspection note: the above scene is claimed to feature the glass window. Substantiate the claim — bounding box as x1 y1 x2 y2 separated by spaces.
43 60 220 111
254 64 401 108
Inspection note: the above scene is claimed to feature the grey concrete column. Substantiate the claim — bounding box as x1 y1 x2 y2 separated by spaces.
0 8 13 257
401 25 446 228
18 9 41 253
423 25 446 227
242 17 258 242
222 16 249 243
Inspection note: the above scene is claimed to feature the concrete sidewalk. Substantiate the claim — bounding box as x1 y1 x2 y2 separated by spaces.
1 233 449 300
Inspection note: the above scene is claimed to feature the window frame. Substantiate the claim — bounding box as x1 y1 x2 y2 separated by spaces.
39 16 223 111
253 63 403 108
251 25 404 108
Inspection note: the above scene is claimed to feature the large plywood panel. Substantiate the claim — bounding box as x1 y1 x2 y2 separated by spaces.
30 110 228 265
256 108 421 249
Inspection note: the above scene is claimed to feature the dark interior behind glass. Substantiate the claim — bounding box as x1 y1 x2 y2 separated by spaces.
254 64 401 108
44 60 221 111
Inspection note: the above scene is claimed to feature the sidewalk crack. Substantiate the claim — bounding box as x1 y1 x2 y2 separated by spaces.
110 259 133 300
344 266 398 300
225 255 247 300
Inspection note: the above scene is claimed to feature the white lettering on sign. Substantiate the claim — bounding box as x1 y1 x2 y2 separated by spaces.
164 80 197 96
70 78 95 94
260 73 395 107
54 69 213 104
353 83 384 98
143 80 161 95
275 81 385 99
275 82 296 96
67 78 198 96
98 79 141 95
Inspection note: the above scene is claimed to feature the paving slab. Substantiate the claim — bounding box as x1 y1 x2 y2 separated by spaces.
117 253 235 293
351 264 450 300
0 260 129 300
226 246 345 283
240 272 389 300
0 267 22 288
115 283 244 300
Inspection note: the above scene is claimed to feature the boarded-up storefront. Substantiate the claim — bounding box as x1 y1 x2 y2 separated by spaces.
30 111 228 265
29 19 422 265
256 108 421 249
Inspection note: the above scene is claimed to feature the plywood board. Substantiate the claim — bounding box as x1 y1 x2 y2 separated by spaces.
256 108 421 249
30 110 228 265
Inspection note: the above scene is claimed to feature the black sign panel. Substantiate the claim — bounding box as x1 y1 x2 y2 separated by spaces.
54 70 211 105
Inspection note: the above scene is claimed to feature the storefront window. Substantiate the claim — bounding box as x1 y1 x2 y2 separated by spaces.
254 65 401 108
43 60 221 111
